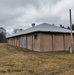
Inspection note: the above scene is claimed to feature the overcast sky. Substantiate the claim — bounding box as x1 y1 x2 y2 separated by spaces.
0 0 74 33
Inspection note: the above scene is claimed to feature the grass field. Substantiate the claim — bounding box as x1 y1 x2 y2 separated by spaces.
0 43 74 75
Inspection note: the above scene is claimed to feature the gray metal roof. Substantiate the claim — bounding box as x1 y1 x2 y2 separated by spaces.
7 23 74 38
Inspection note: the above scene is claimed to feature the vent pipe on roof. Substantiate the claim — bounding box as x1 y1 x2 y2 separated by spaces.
52 24 54 26
32 23 35 27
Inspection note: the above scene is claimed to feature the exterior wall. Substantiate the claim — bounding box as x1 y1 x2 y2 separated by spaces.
9 38 14 45
10 38 12 45
16 37 21 47
26 33 41 52
8 38 14 45
13 38 15 46
7 32 73 52
14 37 16 46
9 38 11 45
12 38 14 45
8 38 11 45
26 34 32 50
19 36 22 47
53 33 64 51
8 36 23 47
15 38 17 46
64 34 71 50
16 37 18 46
40 33 71 52
33 33 41 52
41 33 52 52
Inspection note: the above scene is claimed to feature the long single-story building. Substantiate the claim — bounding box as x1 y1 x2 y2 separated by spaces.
7 23 74 52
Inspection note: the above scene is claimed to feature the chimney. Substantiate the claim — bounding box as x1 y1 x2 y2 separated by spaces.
32 23 35 27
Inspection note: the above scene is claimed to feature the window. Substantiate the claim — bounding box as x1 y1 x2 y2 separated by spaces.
34 35 37 40
17 37 18 40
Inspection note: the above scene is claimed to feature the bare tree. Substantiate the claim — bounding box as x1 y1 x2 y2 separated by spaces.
13 28 23 33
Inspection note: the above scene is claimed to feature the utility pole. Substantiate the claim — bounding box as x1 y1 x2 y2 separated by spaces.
69 9 73 53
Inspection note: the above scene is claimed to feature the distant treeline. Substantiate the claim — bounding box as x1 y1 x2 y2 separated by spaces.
60 24 74 30
0 27 7 43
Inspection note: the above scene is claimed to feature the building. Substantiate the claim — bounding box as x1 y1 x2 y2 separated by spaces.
7 23 74 52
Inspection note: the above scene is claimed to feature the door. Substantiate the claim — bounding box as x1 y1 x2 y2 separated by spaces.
22 36 26 48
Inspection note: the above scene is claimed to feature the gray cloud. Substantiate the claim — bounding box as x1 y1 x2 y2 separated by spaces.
0 0 74 33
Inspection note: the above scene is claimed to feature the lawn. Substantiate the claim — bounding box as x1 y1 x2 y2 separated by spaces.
0 43 74 75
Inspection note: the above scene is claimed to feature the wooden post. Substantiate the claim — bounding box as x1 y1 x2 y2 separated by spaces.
69 9 73 53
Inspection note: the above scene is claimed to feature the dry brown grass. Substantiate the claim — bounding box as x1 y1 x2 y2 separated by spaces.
0 43 74 75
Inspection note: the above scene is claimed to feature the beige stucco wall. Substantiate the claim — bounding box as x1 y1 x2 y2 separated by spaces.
17 37 21 47
40 33 71 52
26 34 32 50
7 32 73 52
26 33 41 52
8 38 10 45
8 38 14 45
16 38 17 46
41 33 52 52
8 36 22 47
64 34 71 50
33 33 41 52
19 36 22 47
15 38 17 46
53 34 64 51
